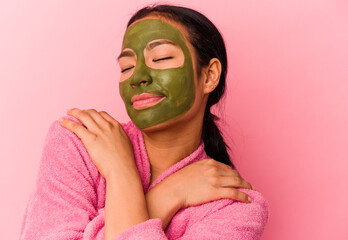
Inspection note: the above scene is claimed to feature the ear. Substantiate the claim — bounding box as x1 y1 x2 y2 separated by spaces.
202 58 222 94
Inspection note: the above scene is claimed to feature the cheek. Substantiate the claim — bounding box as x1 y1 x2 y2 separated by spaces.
120 69 135 82
159 68 195 93
119 82 132 103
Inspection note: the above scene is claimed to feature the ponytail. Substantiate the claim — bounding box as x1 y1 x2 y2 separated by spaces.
202 106 235 168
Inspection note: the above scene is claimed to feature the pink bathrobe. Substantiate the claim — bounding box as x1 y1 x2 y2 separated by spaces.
20 116 269 239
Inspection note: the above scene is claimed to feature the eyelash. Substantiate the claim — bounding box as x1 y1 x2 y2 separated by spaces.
153 56 173 62
121 66 134 73
121 56 173 72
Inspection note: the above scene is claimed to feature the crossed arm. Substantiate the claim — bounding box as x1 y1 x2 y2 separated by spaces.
20 110 268 240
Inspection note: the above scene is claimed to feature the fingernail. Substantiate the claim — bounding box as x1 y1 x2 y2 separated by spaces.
57 117 64 122
248 196 253 203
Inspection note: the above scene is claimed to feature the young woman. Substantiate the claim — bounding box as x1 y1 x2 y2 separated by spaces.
20 4 268 240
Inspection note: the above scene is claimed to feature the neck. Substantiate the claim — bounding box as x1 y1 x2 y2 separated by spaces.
142 118 203 184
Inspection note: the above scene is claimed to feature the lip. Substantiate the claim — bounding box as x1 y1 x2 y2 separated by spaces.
131 93 166 110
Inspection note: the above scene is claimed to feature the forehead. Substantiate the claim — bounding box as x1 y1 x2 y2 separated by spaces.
122 19 188 51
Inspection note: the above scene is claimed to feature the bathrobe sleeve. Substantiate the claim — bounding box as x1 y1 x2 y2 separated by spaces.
20 117 107 240
115 189 269 240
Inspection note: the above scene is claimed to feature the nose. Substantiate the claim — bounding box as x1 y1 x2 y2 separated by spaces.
130 64 152 88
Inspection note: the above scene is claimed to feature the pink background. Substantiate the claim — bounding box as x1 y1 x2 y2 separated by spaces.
1 0 347 239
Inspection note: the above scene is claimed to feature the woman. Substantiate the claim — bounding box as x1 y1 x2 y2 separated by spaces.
20 4 268 240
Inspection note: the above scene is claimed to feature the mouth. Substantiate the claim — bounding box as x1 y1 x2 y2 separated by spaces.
131 93 166 110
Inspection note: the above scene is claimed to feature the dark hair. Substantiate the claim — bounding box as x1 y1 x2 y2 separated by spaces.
127 4 235 168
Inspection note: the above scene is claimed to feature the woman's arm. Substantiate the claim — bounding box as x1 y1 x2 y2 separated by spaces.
59 109 152 240
20 118 106 240
145 158 254 230
104 158 259 239
145 178 183 230
104 164 150 239
114 189 268 240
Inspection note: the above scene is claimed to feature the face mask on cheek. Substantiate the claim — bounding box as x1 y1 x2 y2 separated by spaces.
119 19 196 129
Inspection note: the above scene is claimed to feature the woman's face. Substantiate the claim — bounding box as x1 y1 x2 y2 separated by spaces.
118 18 197 129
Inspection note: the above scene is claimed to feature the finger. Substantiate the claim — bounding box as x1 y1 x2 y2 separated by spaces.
217 187 252 203
59 118 95 143
218 166 241 177
208 160 240 175
67 108 100 133
218 168 252 189
243 181 253 190
99 111 120 126
219 176 252 189
216 161 238 171
84 109 112 128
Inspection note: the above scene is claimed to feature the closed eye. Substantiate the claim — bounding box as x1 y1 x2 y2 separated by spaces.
121 66 134 73
153 56 173 62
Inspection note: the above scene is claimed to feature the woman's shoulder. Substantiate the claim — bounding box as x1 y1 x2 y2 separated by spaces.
185 189 269 221
44 116 135 171
206 189 268 226
48 115 133 143
47 115 84 141
42 116 100 179
219 189 269 222
168 189 269 238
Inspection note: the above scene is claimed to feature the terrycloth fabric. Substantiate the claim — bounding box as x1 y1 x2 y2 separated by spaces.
20 115 269 240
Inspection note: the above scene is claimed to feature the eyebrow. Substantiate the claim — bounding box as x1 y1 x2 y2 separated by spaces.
145 39 178 51
117 50 135 60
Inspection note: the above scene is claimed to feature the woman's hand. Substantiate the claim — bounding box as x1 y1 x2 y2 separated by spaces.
58 108 136 179
180 159 253 207
170 158 253 208
146 158 253 230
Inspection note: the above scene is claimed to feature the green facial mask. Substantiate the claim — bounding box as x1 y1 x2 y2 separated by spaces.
119 19 195 129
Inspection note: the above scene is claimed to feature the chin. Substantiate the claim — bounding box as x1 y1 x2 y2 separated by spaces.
138 109 202 133
136 115 184 133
